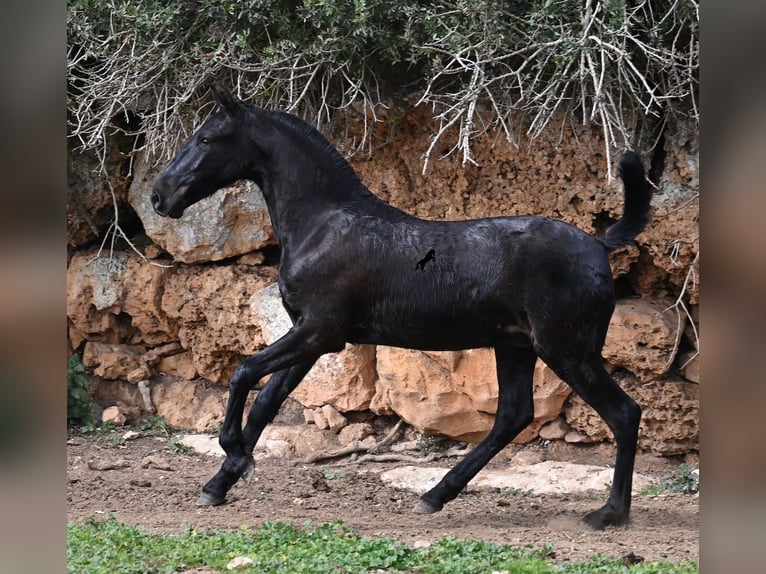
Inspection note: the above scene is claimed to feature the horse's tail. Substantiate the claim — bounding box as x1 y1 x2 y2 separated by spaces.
600 151 652 252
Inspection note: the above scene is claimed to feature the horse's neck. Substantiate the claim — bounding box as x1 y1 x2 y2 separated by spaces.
251 114 412 248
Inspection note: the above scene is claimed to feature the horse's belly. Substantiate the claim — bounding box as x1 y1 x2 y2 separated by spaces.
347 306 529 351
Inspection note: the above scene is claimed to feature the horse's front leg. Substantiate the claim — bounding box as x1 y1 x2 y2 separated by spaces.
196 328 323 506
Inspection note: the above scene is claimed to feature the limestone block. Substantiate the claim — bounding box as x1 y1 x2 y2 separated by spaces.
371 347 571 443
320 404 348 433
603 299 682 381
157 351 199 380
564 373 699 454
82 342 146 380
128 152 275 263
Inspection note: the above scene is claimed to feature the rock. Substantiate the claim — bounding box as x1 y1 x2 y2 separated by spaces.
372 348 571 443
564 430 593 444
371 347 497 442
303 408 316 425
379 461 653 495
338 423 375 445
564 373 699 454
250 283 377 411
603 299 682 382
68 247 277 384
127 365 151 383
150 379 225 430
82 342 146 380
258 424 339 456
144 244 164 259
67 252 175 349
680 351 699 383
313 409 330 430
177 434 225 457
101 405 127 425
141 455 173 471
128 153 275 263
226 557 253 571
68 141 133 249
321 404 348 433
157 351 198 380
143 342 183 365
538 417 570 440
87 458 129 471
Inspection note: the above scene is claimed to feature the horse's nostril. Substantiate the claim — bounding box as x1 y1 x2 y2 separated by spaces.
151 190 160 207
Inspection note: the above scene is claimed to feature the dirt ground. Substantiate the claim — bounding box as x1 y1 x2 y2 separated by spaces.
67 413 699 567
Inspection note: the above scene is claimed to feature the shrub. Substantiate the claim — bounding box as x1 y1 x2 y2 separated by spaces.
67 352 91 424
67 0 698 175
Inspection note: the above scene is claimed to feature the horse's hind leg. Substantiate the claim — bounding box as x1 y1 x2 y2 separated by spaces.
540 352 641 529
416 343 537 513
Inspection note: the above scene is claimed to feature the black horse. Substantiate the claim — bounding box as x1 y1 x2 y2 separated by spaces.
152 85 651 530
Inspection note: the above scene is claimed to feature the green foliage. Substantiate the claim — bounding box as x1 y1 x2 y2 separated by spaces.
643 463 699 495
322 468 347 480
139 414 170 435
67 352 91 424
167 434 194 455
67 515 698 573
502 486 534 497
67 0 698 169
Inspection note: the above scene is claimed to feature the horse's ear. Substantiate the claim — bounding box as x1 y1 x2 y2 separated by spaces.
210 84 239 115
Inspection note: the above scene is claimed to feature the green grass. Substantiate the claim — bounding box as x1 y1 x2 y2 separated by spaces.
67 515 698 574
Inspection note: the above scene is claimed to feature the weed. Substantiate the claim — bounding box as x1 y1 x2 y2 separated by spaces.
168 435 194 455
643 464 699 495
416 433 448 455
140 415 170 435
81 422 126 447
323 469 347 480
502 487 534 498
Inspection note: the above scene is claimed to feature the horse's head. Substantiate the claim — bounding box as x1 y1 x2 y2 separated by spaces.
151 85 254 218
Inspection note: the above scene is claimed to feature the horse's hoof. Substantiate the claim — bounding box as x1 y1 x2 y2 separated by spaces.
414 499 442 514
241 458 256 484
196 492 225 507
581 506 626 530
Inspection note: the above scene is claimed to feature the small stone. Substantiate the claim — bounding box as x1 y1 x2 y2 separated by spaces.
564 430 591 443
127 365 152 384
321 404 348 433
226 556 254 570
141 455 173 471
313 408 330 430
237 252 266 265
539 417 570 440
87 458 129 471
338 423 374 445
144 244 164 259
303 408 316 425
122 430 140 440
102 406 127 425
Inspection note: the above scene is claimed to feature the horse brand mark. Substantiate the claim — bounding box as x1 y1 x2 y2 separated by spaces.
415 249 436 271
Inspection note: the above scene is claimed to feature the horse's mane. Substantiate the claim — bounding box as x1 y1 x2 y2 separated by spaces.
241 102 407 217
253 105 363 187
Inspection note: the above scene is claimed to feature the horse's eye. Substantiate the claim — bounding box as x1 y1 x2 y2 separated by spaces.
200 136 211 145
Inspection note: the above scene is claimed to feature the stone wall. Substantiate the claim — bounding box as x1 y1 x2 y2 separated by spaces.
67 106 699 454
